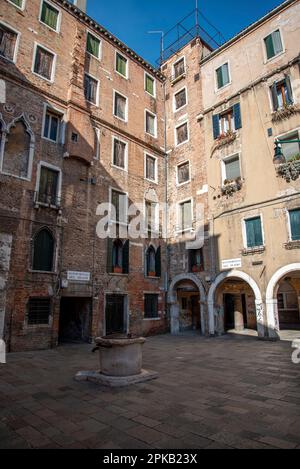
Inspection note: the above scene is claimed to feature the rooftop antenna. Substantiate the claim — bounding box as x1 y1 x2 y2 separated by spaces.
148 31 164 65
196 0 199 37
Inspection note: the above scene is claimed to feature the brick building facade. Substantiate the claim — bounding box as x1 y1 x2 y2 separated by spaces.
0 0 299 351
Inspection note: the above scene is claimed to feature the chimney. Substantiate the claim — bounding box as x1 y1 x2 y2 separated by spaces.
73 0 87 13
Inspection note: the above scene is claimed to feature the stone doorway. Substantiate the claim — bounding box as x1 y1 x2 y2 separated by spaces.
59 297 92 344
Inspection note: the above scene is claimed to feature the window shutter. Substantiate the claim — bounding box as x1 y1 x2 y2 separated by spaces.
155 246 161 277
233 103 242 130
122 240 129 274
265 34 275 59
271 82 279 111
290 210 300 241
272 30 283 56
212 114 220 139
284 75 293 105
107 238 113 273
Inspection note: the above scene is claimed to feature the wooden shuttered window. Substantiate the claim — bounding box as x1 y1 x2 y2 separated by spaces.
87 33 100 58
116 53 127 77
145 74 154 96
264 30 283 60
144 294 159 319
212 103 242 139
245 217 263 248
32 229 54 272
271 76 293 111
290 209 300 241
41 1 59 31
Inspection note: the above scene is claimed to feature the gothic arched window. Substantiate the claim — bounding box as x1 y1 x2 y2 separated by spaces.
32 228 55 272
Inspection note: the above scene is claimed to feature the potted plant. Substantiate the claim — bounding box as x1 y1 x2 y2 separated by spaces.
113 266 123 274
192 265 200 273
148 271 156 277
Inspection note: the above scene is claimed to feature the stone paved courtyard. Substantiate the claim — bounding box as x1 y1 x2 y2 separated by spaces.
1 334 300 449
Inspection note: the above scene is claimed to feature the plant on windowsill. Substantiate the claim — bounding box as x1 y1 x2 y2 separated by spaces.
148 271 156 277
192 265 202 273
271 103 300 123
212 131 237 154
221 177 243 197
284 240 300 250
113 266 123 274
241 245 266 256
276 154 300 182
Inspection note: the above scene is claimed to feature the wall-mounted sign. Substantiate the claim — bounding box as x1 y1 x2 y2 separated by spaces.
221 259 242 270
67 271 91 282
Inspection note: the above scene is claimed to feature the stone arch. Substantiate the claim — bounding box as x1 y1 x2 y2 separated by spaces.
2 114 35 179
208 270 264 337
168 273 207 335
266 263 300 335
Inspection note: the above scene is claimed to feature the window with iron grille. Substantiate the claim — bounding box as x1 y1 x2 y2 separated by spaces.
174 88 187 111
0 23 18 62
84 74 98 105
27 298 51 325
177 161 190 185
34 45 55 81
144 294 159 319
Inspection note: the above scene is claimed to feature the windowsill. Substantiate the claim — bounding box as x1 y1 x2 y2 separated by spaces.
25 324 52 330
86 51 101 62
32 71 54 84
174 104 188 114
1 171 30 181
284 240 300 250
145 275 160 280
29 270 57 275
0 54 16 65
175 139 189 148
242 246 266 256
177 179 191 187
265 50 285 64
39 19 60 34
171 73 186 86
145 132 157 139
111 164 128 173
145 91 156 99
145 177 158 185
34 202 61 210
109 273 128 277
215 81 232 93
42 136 59 144
143 317 161 321
115 70 128 80
113 115 128 124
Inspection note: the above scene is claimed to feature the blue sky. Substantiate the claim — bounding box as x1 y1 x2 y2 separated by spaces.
84 0 284 66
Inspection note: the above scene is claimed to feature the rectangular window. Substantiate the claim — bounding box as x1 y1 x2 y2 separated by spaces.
264 30 283 60
174 87 187 111
0 23 18 62
216 63 230 89
8 0 23 8
113 138 126 169
145 73 155 96
189 249 204 272
145 111 156 137
87 32 100 59
144 294 159 319
271 77 293 111
245 217 263 248
145 200 157 235
289 209 300 241
173 58 185 79
219 109 234 134
28 298 51 325
145 154 156 181
114 92 127 121
38 166 59 206
116 52 128 78
40 1 59 31
177 161 190 185
43 109 62 142
223 155 241 182
179 200 192 232
212 103 242 139
280 131 300 162
84 74 98 105
111 189 127 224
33 45 55 81
176 122 188 145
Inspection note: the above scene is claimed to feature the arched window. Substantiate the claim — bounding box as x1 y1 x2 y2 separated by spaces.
146 245 161 277
2 117 32 179
32 229 55 272
107 238 129 274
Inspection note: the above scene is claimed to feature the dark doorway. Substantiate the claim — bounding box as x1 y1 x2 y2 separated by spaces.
224 294 248 331
191 295 201 331
105 295 126 336
59 297 92 343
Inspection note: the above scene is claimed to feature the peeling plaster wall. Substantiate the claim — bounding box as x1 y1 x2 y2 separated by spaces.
0 233 12 338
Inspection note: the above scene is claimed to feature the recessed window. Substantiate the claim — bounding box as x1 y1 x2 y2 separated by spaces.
114 92 127 121
2 117 32 179
145 200 158 237
144 294 159 319
245 217 263 248
176 122 189 146
27 298 51 325
111 189 127 224
223 155 241 183
145 111 157 137
43 108 62 142
116 52 128 78
264 30 283 60
113 138 127 170
145 154 157 182
177 161 190 185
271 77 293 111
279 131 300 162
37 166 60 206
32 228 54 272
174 87 187 111
145 246 161 277
216 63 230 90
107 239 129 275
145 73 155 96
173 58 185 79
86 32 101 59
33 44 55 81
0 23 18 62
84 74 98 105
179 200 192 232
289 209 300 241
8 0 24 9
189 249 204 273
212 103 242 139
40 1 60 32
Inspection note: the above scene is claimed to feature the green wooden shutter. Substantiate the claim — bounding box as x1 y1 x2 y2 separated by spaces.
122 240 129 274
41 2 58 30
155 246 161 277
265 34 275 59
271 82 279 111
107 238 113 273
216 67 223 89
146 75 154 95
33 229 54 272
272 30 283 56
290 210 300 241
87 33 100 57
233 103 242 130
212 114 220 139
246 217 263 248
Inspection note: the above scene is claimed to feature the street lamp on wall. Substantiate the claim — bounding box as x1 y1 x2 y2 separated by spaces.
274 138 300 165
